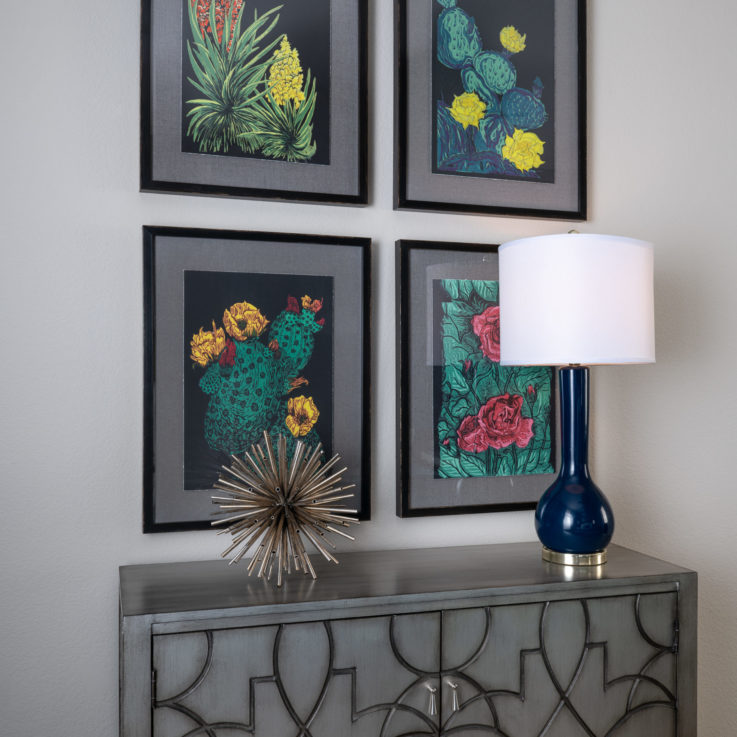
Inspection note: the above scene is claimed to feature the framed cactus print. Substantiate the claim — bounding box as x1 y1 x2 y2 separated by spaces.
141 0 367 204
395 0 586 220
143 226 371 532
396 240 557 517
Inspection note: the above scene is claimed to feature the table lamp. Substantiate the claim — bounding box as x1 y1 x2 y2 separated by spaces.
499 233 655 565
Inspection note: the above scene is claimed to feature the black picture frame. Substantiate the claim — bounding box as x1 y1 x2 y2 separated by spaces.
395 0 586 220
144 226 371 532
396 240 558 517
141 0 368 204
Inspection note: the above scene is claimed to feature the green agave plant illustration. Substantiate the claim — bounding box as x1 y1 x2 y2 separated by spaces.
185 1 317 161
246 70 317 161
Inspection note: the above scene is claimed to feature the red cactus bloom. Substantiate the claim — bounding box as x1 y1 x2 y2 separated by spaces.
286 295 300 313
191 0 243 47
218 339 236 367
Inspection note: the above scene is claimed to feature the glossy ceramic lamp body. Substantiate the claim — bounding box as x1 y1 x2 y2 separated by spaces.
535 366 613 557
499 234 655 565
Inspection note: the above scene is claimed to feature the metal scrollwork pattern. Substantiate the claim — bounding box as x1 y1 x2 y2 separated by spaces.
153 593 678 737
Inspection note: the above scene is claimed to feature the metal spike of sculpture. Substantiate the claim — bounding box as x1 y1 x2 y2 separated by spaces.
212 432 358 586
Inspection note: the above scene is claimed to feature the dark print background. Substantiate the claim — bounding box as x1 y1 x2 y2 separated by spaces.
181 0 331 165
433 0 555 183
184 270 334 490
433 278 553 479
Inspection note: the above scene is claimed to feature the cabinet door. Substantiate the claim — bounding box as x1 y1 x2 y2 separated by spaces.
440 593 678 737
152 611 440 737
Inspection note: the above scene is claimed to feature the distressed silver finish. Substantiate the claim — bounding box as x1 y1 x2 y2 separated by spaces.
120 543 697 737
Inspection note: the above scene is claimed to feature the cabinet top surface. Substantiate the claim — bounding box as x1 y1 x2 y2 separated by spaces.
119 542 693 618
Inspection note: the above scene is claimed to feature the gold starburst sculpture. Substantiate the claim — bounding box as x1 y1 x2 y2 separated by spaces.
211 432 359 586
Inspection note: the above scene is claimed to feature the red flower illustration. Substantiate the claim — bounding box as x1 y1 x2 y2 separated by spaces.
477 394 534 450
192 0 243 46
457 414 490 453
471 305 501 362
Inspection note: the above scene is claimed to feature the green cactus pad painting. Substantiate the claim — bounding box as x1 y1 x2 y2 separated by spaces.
184 270 333 489
434 278 553 479
181 0 330 164
433 0 555 182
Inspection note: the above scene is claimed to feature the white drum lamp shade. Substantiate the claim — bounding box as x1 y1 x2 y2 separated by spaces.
499 233 655 366
498 233 655 565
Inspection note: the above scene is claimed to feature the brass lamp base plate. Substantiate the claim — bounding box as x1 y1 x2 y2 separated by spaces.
542 547 607 566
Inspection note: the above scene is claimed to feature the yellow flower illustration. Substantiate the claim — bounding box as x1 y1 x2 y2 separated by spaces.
301 295 323 313
268 37 306 108
223 301 269 341
286 395 319 437
499 26 526 54
190 320 226 367
448 92 487 130
502 128 545 172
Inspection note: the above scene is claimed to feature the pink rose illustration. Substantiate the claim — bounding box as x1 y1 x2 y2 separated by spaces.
456 414 491 453
477 394 534 450
471 305 501 362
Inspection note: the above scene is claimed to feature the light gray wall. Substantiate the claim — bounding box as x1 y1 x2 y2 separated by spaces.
1 1 735 734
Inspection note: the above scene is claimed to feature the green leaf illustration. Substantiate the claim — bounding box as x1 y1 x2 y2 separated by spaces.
460 451 487 476
442 300 477 318
438 447 464 478
449 394 472 420
497 452 515 477
441 279 460 299
443 364 469 394
458 280 474 301
472 280 499 302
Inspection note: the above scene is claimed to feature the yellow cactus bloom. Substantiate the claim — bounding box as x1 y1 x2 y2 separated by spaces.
499 26 526 53
286 395 319 437
301 295 323 313
223 301 269 341
502 128 545 172
448 92 486 130
268 37 306 108
190 320 226 367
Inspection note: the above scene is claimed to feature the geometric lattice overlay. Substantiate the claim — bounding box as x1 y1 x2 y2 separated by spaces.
152 593 678 737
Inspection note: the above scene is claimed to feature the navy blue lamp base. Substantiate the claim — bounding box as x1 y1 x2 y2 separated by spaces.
535 366 613 566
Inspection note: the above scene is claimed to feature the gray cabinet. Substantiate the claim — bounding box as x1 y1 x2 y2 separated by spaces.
120 543 696 737
151 613 441 737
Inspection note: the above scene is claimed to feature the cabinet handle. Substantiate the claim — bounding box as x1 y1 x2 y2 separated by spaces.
426 684 437 716
448 681 460 712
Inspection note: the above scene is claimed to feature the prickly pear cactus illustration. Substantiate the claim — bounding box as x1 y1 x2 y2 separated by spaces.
267 296 325 372
464 50 517 98
502 77 547 129
434 0 551 179
189 294 325 456
437 5 482 70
